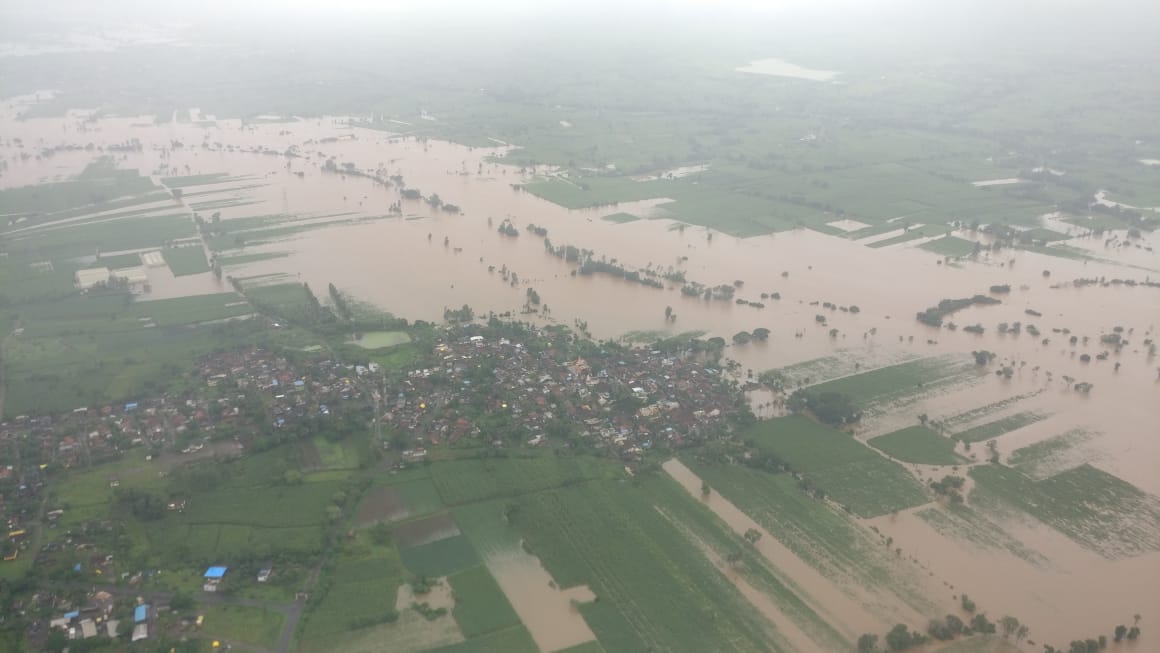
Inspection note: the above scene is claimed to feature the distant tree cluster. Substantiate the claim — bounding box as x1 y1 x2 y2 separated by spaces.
787 390 860 426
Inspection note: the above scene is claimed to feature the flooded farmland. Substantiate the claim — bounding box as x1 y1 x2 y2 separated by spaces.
3 93 1159 648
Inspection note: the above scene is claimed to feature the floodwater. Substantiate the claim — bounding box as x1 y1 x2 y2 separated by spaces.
487 549 597 653
735 58 841 81
3 95 1160 645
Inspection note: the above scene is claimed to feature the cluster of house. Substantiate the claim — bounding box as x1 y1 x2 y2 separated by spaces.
196 346 369 429
38 590 150 644
381 329 742 457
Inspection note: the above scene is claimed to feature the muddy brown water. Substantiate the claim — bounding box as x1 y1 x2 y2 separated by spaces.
486 549 597 653
3 99 1159 645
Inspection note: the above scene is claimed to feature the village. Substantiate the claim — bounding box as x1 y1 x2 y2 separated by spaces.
0 322 748 648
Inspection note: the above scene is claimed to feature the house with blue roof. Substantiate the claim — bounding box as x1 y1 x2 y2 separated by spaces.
134 604 149 623
203 565 227 591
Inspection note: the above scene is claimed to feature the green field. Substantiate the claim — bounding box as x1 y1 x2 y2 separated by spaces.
199 603 285 649
1007 428 1095 479
954 411 1046 443
299 548 406 647
868 426 967 464
740 416 929 517
429 455 609 507
347 331 412 349
506 475 823 652
183 481 345 527
162 246 211 275
398 534 481 578
919 235 980 257
95 252 143 268
798 355 978 411
686 459 935 614
447 566 522 638
915 505 1049 566
601 212 641 224
969 464 1160 558
129 292 252 325
426 625 538 653
311 437 361 470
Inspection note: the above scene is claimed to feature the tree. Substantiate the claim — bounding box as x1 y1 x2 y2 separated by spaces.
369 522 392 546
857 633 879 653
1114 625 1127 642
170 590 195 612
752 327 770 341
732 331 752 345
743 528 762 545
961 594 976 613
1127 626 1140 640
944 614 964 636
701 481 711 498
665 305 673 320
1000 615 1021 639
970 613 995 635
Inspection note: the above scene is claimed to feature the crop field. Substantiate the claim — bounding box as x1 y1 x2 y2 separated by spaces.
954 411 1047 443
1007 428 1096 480
310 436 360 470
242 280 313 311
429 454 609 506
761 350 920 389
0 158 166 227
685 459 935 615
868 426 967 465
446 565 522 638
509 477 795 653
741 416 929 517
95 252 143 268
6 212 196 260
199 603 285 650
393 514 461 548
969 464 1160 558
866 224 949 248
798 355 979 411
423 625 537 653
182 481 344 528
128 292 252 326
162 245 210 275
919 235 979 257
355 485 410 526
299 548 405 647
915 505 1049 566
398 534 481 578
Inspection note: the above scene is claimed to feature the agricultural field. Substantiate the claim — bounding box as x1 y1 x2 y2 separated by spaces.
298 547 406 649
919 235 980 257
684 459 937 616
1007 428 1097 479
162 245 211 275
915 505 1049 566
868 426 968 465
969 464 1160 558
795 355 979 412
954 411 1047 443
601 212 641 224
198 603 285 650
507 475 811 652
446 566 522 639
398 533 481 578
428 454 611 507
740 416 930 517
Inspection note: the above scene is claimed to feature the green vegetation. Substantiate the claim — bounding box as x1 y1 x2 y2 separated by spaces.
199 603 285 650
162 246 211 275
425 625 538 653
866 223 948 248
95 252 143 268
686 459 934 613
601 212 640 224
348 330 412 349
916 505 1049 566
741 416 929 516
510 477 795 653
447 566 522 638
797 356 977 412
430 455 609 507
398 534 481 578
869 426 967 465
919 236 979 257
1008 428 1095 479
954 411 1046 443
970 464 1160 558
299 547 405 646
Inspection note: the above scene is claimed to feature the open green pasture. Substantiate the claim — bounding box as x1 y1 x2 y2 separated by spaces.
199 603 285 650
969 464 1160 558
741 416 929 516
869 426 967 465
918 235 980 257
347 330 412 349
298 547 405 646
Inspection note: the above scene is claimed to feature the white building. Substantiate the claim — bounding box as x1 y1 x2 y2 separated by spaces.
75 267 111 289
